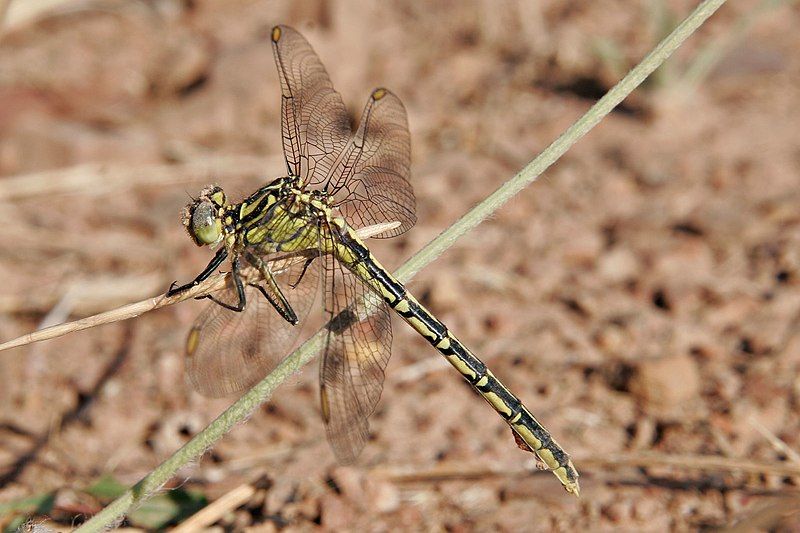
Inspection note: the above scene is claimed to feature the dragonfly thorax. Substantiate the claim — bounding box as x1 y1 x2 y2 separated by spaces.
182 176 336 256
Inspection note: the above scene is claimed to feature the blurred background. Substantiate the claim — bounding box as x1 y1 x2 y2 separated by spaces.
1 0 799 530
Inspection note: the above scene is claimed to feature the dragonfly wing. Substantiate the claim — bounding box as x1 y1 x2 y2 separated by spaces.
185 252 321 397
319 247 392 463
323 88 416 239
270 25 351 185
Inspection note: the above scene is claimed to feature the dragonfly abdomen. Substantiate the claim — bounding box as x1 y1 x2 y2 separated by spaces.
399 294 579 494
335 225 580 495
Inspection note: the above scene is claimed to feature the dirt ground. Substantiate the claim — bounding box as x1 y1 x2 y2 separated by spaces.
1 0 800 531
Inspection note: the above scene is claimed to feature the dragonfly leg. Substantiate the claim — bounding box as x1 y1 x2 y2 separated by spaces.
167 248 229 297
289 255 317 289
246 282 298 325
243 251 299 324
198 256 247 312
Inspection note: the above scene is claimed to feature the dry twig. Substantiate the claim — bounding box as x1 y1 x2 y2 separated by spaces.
748 416 800 464
0 223 398 352
171 484 256 533
723 497 800 532
373 451 800 483
0 155 281 201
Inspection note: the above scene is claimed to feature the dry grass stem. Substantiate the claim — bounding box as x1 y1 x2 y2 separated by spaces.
0 275 220 352
171 483 256 533
581 452 800 478
200 445 297 477
36 275 164 324
0 223 397 352
374 452 800 483
5 225 157 260
722 497 800 533
0 155 282 201
748 416 800 464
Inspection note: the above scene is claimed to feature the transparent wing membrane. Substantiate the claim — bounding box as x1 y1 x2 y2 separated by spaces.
319 236 392 463
271 26 415 239
269 26 410 459
329 89 416 238
271 25 351 185
185 253 320 397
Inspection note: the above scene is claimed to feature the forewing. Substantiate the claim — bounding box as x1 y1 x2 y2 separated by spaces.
321 88 416 239
319 248 392 463
271 25 351 184
185 254 320 397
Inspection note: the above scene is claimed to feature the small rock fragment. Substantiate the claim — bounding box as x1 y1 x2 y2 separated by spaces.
630 353 701 417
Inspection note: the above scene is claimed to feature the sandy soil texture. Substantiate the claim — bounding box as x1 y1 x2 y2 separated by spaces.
1 0 800 530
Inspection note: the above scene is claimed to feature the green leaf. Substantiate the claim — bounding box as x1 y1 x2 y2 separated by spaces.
4 514 29 533
85 475 128 500
0 492 56 518
86 475 207 529
0 492 56 533
127 490 207 530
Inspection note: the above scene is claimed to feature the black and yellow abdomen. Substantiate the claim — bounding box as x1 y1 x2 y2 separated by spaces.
331 219 580 495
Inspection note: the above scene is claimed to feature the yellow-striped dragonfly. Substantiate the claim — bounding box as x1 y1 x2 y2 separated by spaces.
168 25 579 494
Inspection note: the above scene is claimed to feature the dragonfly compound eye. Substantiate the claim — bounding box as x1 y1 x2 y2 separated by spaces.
188 201 222 246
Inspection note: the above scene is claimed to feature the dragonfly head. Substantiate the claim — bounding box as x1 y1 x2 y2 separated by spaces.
182 185 227 247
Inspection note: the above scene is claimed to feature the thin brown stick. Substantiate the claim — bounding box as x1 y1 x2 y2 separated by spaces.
582 452 800 478
0 279 214 352
373 452 800 483
5 224 157 260
0 155 281 201
0 223 398 352
723 497 800 533
1 274 164 316
749 416 800 464
171 484 256 533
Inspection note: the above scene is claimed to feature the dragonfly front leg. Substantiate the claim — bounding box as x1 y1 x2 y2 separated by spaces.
243 251 298 325
198 256 247 312
167 248 229 297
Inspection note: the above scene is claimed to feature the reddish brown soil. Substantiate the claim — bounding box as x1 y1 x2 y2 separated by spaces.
1 1 800 531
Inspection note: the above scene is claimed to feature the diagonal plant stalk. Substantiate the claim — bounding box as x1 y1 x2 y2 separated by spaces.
65 0 727 529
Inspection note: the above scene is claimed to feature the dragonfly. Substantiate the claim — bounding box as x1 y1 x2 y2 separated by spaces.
167 25 579 495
